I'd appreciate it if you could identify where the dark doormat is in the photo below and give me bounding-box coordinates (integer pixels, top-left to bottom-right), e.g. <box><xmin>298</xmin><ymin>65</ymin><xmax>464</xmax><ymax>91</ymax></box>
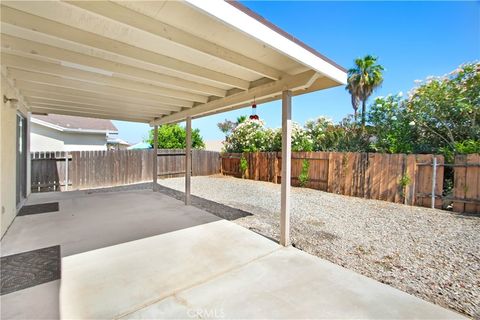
<box><xmin>1</xmin><ymin>245</ymin><xmax>61</xmax><ymax>295</ymax></box>
<box><xmin>155</xmin><ymin>185</ymin><xmax>253</xmax><ymax>220</ymax></box>
<box><xmin>18</xmin><ymin>202</ymin><xmax>59</xmax><ymax>216</ymax></box>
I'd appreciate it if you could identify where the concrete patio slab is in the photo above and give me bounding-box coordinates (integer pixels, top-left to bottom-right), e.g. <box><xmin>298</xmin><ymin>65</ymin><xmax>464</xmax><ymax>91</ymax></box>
<box><xmin>1</xmin><ymin>189</ymin><xmax>220</xmax><ymax>257</ymax></box>
<box><xmin>1</xmin><ymin>188</ymin><xmax>221</xmax><ymax>319</ymax></box>
<box><xmin>128</xmin><ymin>247</ymin><xmax>463</xmax><ymax>319</ymax></box>
<box><xmin>0</xmin><ymin>280</ymin><xmax>59</xmax><ymax>320</ymax></box>
<box><xmin>60</xmin><ymin>220</ymin><xmax>280</xmax><ymax>319</ymax></box>
<box><xmin>61</xmin><ymin>221</ymin><xmax>463</xmax><ymax>320</ymax></box>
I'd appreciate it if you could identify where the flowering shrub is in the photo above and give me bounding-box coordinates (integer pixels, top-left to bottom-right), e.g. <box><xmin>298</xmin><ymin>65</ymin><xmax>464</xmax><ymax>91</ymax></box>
<box><xmin>223</xmin><ymin>119</ymin><xmax>268</xmax><ymax>152</ymax></box>
<box><xmin>223</xmin><ymin>119</ymin><xmax>313</xmax><ymax>152</ymax></box>
<box><xmin>291</xmin><ymin>123</ymin><xmax>314</xmax><ymax>151</ymax></box>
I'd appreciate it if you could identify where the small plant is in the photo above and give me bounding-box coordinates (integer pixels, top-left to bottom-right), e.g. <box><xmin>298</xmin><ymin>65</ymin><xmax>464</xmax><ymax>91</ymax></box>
<box><xmin>298</xmin><ymin>159</ymin><xmax>310</xmax><ymax>187</ymax></box>
<box><xmin>240</xmin><ymin>156</ymin><xmax>248</xmax><ymax>179</ymax></box>
<box><xmin>399</xmin><ymin>174</ymin><xmax>411</xmax><ymax>189</ymax></box>
<box><xmin>399</xmin><ymin>174</ymin><xmax>411</xmax><ymax>201</ymax></box>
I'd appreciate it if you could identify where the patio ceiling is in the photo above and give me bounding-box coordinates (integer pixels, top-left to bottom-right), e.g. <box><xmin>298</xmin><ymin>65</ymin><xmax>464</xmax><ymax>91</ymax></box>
<box><xmin>0</xmin><ymin>0</ymin><xmax>347</xmax><ymax>124</ymax></box>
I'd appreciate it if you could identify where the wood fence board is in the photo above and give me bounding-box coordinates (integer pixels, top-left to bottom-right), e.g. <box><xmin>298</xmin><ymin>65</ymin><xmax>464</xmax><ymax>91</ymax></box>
<box><xmin>219</xmin><ymin>151</ymin><xmax>460</xmax><ymax>209</ymax></box>
<box><xmin>31</xmin><ymin>149</ymin><xmax>220</xmax><ymax>192</ymax></box>
<box><xmin>453</xmin><ymin>155</ymin><xmax>467</xmax><ymax>212</ymax></box>
<box><xmin>464</xmin><ymin>154</ymin><xmax>479</xmax><ymax>213</ymax></box>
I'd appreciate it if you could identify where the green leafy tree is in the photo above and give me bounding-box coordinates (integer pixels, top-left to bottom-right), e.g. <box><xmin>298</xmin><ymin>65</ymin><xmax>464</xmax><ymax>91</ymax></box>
<box><xmin>368</xmin><ymin>94</ymin><xmax>418</xmax><ymax>153</ymax></box>
<box><xmin>347</xmin><ymin>55</ymin><xmax>384</xmax><ymax>129</ymax></box>
<box><xmin>146</xmin><ymin>124</ymin><xmax>205</xmax><ymax>149</ymax></box>
<box><xmin>406</xmin><ymin>62</ymin><xmax>480</xmax><ymax>157</ymax></box>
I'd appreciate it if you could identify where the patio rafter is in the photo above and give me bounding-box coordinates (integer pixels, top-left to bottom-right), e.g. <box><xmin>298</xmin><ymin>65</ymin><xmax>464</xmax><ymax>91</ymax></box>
<box><xmin>68</xmin><ymin>0</ymin><xmax>284</xmax><ymax>81</ymax></box>
<box><xmin>25</xmin><ymin>98</ymin><xmax>171</xmax><ymax>117</ymax></box>
<box><xmin>30</xmin><ymin>106</ymin><xmax>151</xmax><ymax>123</ymax></box>
<box><xmin>0</xmin><ymin>34</ymin><xmax>228</xmax><ymax>97</ymax></box>
<box><xmin>1</xmin><ymin>3</ymin><xmax>251</xmax><ymax>89</ymax></box>
<box><xmin>20</xmin><ymin>89</ymin><xmax>181</xmax><ymax>113</ymax></box>
<box><xmin>2</xmin><ymin>54</ymin><xmax>210</xmax><ymax>104</ymax></box>
<box><xmin>10</xmin><ymin>69</ymin><xmax>194</xmax><ymax>108</ymax></box>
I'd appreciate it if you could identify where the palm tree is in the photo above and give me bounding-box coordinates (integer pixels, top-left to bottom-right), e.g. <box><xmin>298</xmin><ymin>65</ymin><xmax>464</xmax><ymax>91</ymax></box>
<box><xmin>236</xmin><ymin>115</ymin><xmax>247</xmax><ymax>124</ymax></box>
<box><xmin>346</xmin><ymin>81</ymin><xmax>360</xmax><ymax>121</ymax></box>
<box><xmin>346</xmin><ymin>55</ymin><xmax>384</xmax><ymax>129</ymax></box>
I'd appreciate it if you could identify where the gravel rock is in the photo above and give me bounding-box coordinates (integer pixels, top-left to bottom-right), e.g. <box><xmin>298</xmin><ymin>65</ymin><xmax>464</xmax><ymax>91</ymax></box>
<box><xmin>159</xmin><ymin>175</ymin><xmax>480</xmax><ymax>318</ymax></box>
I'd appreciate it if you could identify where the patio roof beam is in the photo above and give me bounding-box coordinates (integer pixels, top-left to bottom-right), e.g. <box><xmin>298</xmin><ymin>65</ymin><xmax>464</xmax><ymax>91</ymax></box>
<box><xmin>24</xmin><ymin>98</ymin><xmax>171</xmax><ymax>116</ymax></box>
<box><xmin>9</xmin><ymin>69</ymin><xmax>194</xmax><ymax>108</ymax></box>
<box><xmin>19</xmin><ymin>89</ymin><xmax>181</xmax><ymax>113</ymax></box>
<box><xmin>30</xmin><ymin>106</ymin><xmax>151</xmax><ymax>123</ymax></box>
<box><xmin>151</xmin><ymin>70</ymin><xmax>319</xmax><ymax>125</ymax></box>
<box><xmin>2</xmin><ymin>54</ymin><xmax>209</xmax><ymax>103</ymax></box>
<box><xmin>68</xmin><ymin>1</ymin><xmax>283</xmax><ymax>81</ymax></box>
<box><xmin>1</xmin><ymin>4</ymin><xmax>251</xmax><ymax>89</ymax></box>
<box><xmin>28</xmin><ymin>104</ymin><xmax>163</xmax><ymax>121</ymax></box>
<box><xmin>17</xmin><ymin>84</ymin><xmax>182</xmax><ymax>111</ymax></box>
<box><xmin>0</xmin><ymin>34</ymin><xmax>228</xmax><ymax>97</ymax></box>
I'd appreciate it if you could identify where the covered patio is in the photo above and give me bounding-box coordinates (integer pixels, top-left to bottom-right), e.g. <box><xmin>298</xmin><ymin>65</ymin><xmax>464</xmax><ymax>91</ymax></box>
<box><xmin>0</xmin><ymin>1</ymin><xmax>464</xmax><ymax>319</ymax></box>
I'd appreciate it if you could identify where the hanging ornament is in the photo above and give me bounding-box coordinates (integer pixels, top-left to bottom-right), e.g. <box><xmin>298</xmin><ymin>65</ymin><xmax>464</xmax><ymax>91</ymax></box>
<box><xmin>249</xmin><ymin>96</ymin><xmax>259</xmax><ymax>120</ymax></box>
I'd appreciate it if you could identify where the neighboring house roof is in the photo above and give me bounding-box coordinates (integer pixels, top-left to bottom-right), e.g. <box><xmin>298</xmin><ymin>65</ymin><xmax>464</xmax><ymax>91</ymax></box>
<box><xmin>107</xmin><ymin>137</ymin><xmax>130</xmax><ymax>146</ymax></box>
<box><xmin>127</xmin><ymin>142</ymin><xmax>152</xmax><ymax>150</ymax></box>
<box><xmin>204</xmin><ymin>140</ymin><xmax>224</xmax><ymax>152</ymax></box>
<box><xmin>32</xmin><ymin>114</ymin><xmax>118</xmax><ymax>134</ymax></box>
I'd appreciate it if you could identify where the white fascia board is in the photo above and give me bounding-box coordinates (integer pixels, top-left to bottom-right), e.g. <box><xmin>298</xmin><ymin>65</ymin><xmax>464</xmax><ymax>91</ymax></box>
<box><xmin>31</xmin><ymin>117</ymin><xmax>118</xmax><ymax>134</ymax></box>
<box><xmin>185</xmin><ymin>0</ymin><xmax>347</xmax><ymax>85</ymax></box>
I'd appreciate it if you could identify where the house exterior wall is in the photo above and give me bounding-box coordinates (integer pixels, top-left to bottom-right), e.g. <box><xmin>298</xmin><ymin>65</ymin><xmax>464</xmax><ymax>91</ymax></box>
<box><xmin>30</xmin><ymin>123</ymin><xmax>107</xmax><ymax>152</ymax></box>
<box><xmin>1</xmin><ymin>73</ymin><xmax>29</xmax><ymax>237</ymax></box>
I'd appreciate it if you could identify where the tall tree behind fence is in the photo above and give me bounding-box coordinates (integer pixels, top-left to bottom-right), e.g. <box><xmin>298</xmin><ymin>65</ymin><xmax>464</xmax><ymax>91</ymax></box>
<box><xmin>31</xmin><ymin>149</ymin><xmax>221</xmax><ymax>192</ymax></box>
<box><xmin>221</xmin><ymin>152</ymin><xmax>478</xmax><ymax>214</ymax></box>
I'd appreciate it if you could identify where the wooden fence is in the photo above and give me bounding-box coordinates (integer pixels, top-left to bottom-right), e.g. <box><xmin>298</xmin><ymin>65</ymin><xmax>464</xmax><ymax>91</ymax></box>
<box><xmin>31</xmin><ymin>149</ymin><xmax>478</xmax><ymax>213</ymax></box>
<box><xmin>452</xmin><ymin>154</ymin><xmax>480</xmax><ymax>214</ymax></box>
<box><xmin>220</xmin><ymin>152</ymin><xmax>480</xmax><ymax>211</ymax></box>
<box><xmin>31</xmin><ymin>149</ymin><xmax>221</xmax><ymax>192</ymax></box>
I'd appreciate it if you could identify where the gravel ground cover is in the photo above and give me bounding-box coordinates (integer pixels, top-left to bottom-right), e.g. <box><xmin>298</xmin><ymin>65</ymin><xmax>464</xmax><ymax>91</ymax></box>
<box><xmin>158</xmin><ymin>175</ymin><xmax>480</xmax><ymax>318</ymax></box>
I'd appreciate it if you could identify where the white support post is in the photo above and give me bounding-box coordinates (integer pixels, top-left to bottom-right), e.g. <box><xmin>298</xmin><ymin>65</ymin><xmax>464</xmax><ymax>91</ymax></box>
<box><xmin>153</xmin><ymin>125</ymin><xmax>158</xmax><ymax>191</ymax></box>
<box><xmin>280</xmin><ymin>90</ymin><xmax>292</xmax><ymax>246</ymax></box>
<box><xmin>185</xmin><ymin>116</ymin><xmax>192</xmax><ymax>205</ymax></box>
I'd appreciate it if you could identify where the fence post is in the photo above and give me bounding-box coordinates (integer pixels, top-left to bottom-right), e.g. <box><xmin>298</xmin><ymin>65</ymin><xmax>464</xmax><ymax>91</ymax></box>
<box><xmin>431</xmin><ymin>156</ymin><xmax>437</xmax><ymax>209</ymax></box>
<box><xmin>65</xmin><ymin>152</ymin><xmax>69</xmax><ymax>191</ymax></box>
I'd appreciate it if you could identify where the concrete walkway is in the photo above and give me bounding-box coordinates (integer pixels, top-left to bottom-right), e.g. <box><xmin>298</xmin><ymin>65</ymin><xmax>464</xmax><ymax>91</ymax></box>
<box><xmin>61</xmin><ymin>223</ymin><xmax>462</xmax><ymax>319</ymax></box>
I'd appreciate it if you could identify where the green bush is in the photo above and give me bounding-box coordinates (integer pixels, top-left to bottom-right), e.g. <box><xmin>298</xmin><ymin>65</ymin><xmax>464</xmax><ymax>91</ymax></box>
<box><xmin>147</xmin><ymin>124</ymin><xmax>204</xmax><ymax>149</ymax></box>
<box><xmin>240</xmin><ymin>156</ymin><xmax>248</xmax><ymax>178</ymax></box>
<box><xmin>298</xmin><ymin>159</ymin><xmax>310</xmax><ymax>187</ymax></box>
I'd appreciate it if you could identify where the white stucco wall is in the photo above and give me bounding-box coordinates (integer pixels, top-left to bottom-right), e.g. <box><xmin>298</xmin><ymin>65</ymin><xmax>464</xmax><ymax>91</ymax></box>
<box><xmin>30</xmin><ymin>122</ymin><xmax>108</xmax><ymax>152</ymax></box>
<box><xmin>1</xmin><ymin>73</ymin><xmax>29</xmax><ymax>238</ymax></box>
